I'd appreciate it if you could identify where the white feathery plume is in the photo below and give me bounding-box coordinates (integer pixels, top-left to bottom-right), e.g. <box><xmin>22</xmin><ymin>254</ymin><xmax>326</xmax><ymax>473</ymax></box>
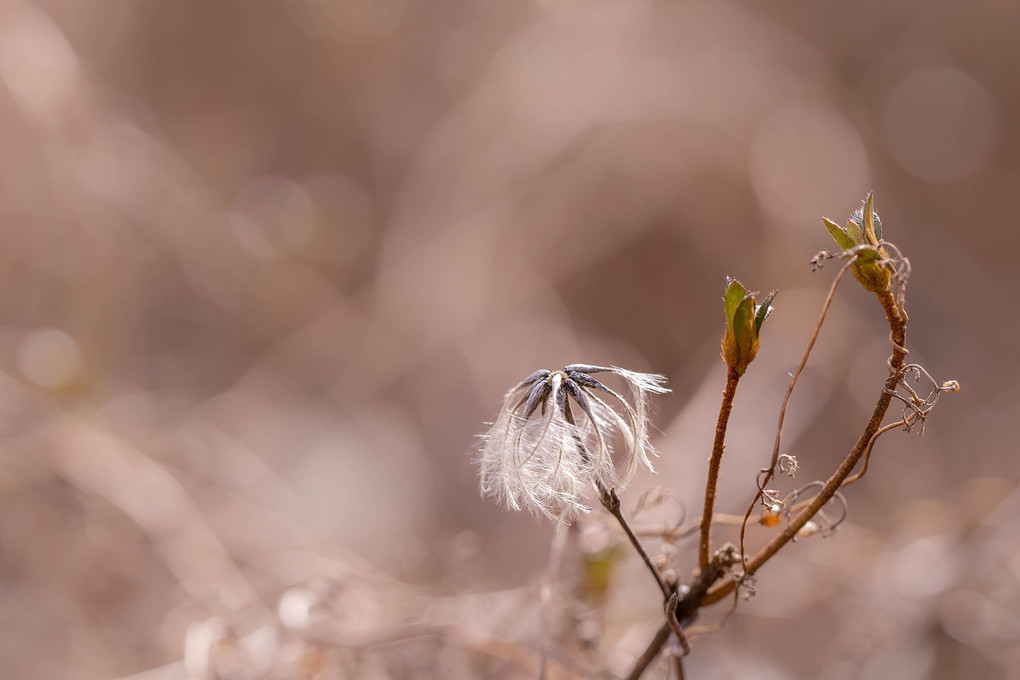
<box><xmin>477</xmin><ymin>365</ymin><xmax>669</xmax><ymax>523</ymax></box>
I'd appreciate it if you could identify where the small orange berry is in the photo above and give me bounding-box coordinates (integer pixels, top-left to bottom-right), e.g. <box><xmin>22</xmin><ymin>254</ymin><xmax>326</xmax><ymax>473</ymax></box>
<box><xmin>760</xmin><ymin>505</ymin><xmax>782</xmax><ymax>528</ymax></box>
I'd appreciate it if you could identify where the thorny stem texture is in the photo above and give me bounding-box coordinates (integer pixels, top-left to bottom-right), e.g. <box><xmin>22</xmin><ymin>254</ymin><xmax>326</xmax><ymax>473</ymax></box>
<box><xmin>703</xmin><ymin>288</ymin><xmax>907</xmax><ymax>604</ymax></box>
<box><xmin>698</xmin><ymin>366</ymin><xmax>741</xmax><ymax>570</ymax></box>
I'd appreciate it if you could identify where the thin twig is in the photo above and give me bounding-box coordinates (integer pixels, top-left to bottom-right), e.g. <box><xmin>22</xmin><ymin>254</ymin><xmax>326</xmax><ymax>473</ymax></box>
<box><xmin>736</xmin><ymin>261</ymin><xmax>852</xmax><ymax>578</ymax></box>
<box><xmin>599</xmin><ymin>483</ymin><xmax>671</xmax><ymax>600</ymax></box>
<box><xmin>840</xmin><ymin>420</ymin><xmax>904</xmax><ymax>487</ymax></box>
<box><xmin>624</xmin><ymin>257</ymin><xmax>914</xmax><ymax>675</ymax></box>
<box><xmin>674</xmin><ymin>655</ymin><xmax>685</xmax><ymax>680</ymax></box>
<box><xmin>698</xmin><ymin>366</ymin><xmax>741</xmax><ymax>570</ymax></box>
<box><xmin>703</xmin><ymin>287</ymin><xmax>908</xmax><ymax>605</ymax></box>
<box><xmin>539</xmin><ymin>522</ymin><xmax>569</xmax><ymax>680</ymax></box>
<box><xmin>623</xmin><ymin>548</ymin><xmax>735</xmax><ymax>680</ymax></box>
<box><xmin>563</xmin><ymin>402</ymin><xmax>671</xmax><ymax>600</ymax></box>
<box><xmin>665</xmin><ymin>593</ymin><xmax>691</xmax><ymax>656</ymax></box>
<box><xmin>624</xmin><ymin>624</ymin><xmax>670</xmax><ymax>680</ymax></box>
<box><xmin>630</xmin><ymin>513</ymin><xmax>752</xmax><ymax>540</ymax></box>
<box><xmin>665</xmin><ymin>595</ymin><xmax>690</xmax><ymax>679</ymax></box>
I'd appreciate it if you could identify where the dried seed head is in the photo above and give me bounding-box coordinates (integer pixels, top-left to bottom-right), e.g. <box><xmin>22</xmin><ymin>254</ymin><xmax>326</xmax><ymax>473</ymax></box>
<box><xmin>477</xmin><ymin>364</ymin><xmax>669</xmax><ymax>522</ymax></box>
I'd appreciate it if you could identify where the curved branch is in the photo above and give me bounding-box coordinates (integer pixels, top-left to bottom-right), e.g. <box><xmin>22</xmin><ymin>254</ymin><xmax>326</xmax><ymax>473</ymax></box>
<box><xmin>703</xmin><ymin>288</ymin><xmax>907</xmax><ymax>604</ymax></box>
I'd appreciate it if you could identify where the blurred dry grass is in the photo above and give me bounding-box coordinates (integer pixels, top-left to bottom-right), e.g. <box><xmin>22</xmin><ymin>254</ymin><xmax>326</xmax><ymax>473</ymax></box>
<box><xmin>0</xmin><ymin>0</ymin><xmax>1018</xmax><ymax>678</ymax></box>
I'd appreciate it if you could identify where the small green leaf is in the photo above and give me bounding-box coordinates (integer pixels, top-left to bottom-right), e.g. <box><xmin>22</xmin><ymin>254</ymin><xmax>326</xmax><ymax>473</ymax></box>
<box><xmin>733</xmin><ymin>295</ymin><xmax>755</xmax><ymax>352</ymax></box>
<box><xmin>846</xmin><ymin>218</ymin><xmax>863</xmax><ymax>245</ymax></box>
<box><xmin>822</xmin><ymin>217</ymin><xmax>854</xmax><ymax>250</ymax></box>
<box><xmin>724</xmin><ymin>278</ymin><xmax>747</xmax><ymax>325</ymax></box>
<box><xmin>861</xmin><ymin>192</ymin><xmax>879</xmax><ymax>245</ymax></box>
<box><xmin>754</xmin><ymin>291</ymin><xmax>776</xmax><ymax>334</ymax></box>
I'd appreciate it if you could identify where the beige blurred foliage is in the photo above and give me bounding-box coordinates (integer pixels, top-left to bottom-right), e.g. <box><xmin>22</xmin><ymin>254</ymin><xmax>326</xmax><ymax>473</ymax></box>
<box><xmin>0</xmin><ymin>0</ymin><xmax>1017</xmax><ymax>678</ymax></box>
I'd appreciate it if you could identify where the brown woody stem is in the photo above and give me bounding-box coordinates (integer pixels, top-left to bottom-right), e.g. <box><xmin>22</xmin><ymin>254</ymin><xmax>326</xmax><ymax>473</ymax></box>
<box><xmin>736</xmin><ymin>261</ymin><xmax>851</xmax><ymax>570</ymax></box>
<box><xmin>625</xmin><ymin>280</ymin><xmax>908</xmax><ymax>679</ymax></box>
<box><xmin>625</xmin><ymin>624</ymin><xmax>671</xmax><ymax>680</ymax></box>
<box><xmin>563</xmin><ymin>401</ymin><xmax>671</xmax><ymax>600</ymax></box>
<box><xmin>702</xmin><ymin>288</ymin><xmax>906</xmax><ymax>604</ymax></box>
<box><xmin>598</xmin><ymin>481</ymin><xmax>671</xmax><ymax>600</ymax></box>
<box><xmin>698</xmin><ymin>366</ymin><xmax>741</xmax><ymax>570</ymax></box>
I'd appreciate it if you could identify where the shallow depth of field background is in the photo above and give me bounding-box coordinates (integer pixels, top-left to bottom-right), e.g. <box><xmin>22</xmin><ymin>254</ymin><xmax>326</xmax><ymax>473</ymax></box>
<box><xmin>1</xmin><ymin>1</ymin><xmax>1017</xmax><ymax>679</ymax></box>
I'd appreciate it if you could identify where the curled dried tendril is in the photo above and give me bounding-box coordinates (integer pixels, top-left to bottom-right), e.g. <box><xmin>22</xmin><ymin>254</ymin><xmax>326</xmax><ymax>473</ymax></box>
<box><xmin>887</xmin><ymin>363</ymin><xmax>959</xmax><ymax>434</ymax></box>
<box><xmin>756</xmin><ymin>480</ymin><xmax>849</xmax><ymax>538</ymax></box>
<box><xmin>786</xmin><ymin>481</ymin><xmax>848</xmax><ymax>539</ymax></box>
<box><xmin>810</xmin><ymin>249</ymin><xmax>834</xmax><ymax>272</ymax></box>
<box><xmin>777</xmin><ymin>454</ymin><xmax>799</xmax><ymax>477</ymax></box>
<box><xmin>738</xmin><ymin>575</ymin><xmax>758</xmax><ymax>601</ymax></box>
<box><xmin>878</xmin><ymin>240</ymin><xmax>912</xmax><ymax>315</ymax></box>
<box><xmin>761</xmin><ymin>487</ymin><xmax>783</xmax><ymax>508</ymax></box>
<box><xmin>632</xmin><ymin>486</ymin><xmax>687</xmax><ymax>537</ymax></box>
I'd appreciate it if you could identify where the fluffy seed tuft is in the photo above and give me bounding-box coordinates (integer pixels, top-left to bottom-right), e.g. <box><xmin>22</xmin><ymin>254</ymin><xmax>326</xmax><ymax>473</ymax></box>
<box><xmin>477</xmin><ymin>365</ymin><xmax>668</xmax><ymax>522</ymax></box>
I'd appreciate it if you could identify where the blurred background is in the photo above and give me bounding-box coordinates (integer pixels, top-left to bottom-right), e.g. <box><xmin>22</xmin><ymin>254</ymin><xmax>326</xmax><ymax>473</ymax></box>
<box><xmin>0</xmin><ymin>0</ymin><xmax>1017</xmax><ymax>678</ymax></box>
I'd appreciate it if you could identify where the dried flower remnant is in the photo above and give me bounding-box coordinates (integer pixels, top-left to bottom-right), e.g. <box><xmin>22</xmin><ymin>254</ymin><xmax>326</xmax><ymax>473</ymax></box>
<box><xmin>477</xmin><ymin>365</ymin><xmax>669</xmax><ymax>522</ymax></box>
<box><xmin>777</xmin><ymin>454</ymin><xmax>798</xmax><ymax>477</ymax></box>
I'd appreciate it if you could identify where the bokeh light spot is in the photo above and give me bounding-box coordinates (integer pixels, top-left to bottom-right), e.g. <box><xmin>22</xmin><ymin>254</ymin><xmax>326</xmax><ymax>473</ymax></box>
<box><xmin>883</xmin><ymin>67</ymin><xmax>999</xmax><ymax>183</ymax></box>
<box><xmin>0</xmin><ymin>1</ymin><xmax>82</xmax><ymax>124</ymax></box>
<box><xmin>749</xmin><ymin>104</ymin><xmax>870</xmax><ymax>230</ymax></box>
<box><xmin>18</xmin><ymin>327</ymin><xmax>82</xmax><ymax>390</ymax></box>
<box><xmin>232</xmin><ymin>176</ymin><xmax>315</xmax><ymax>258</ymax></box>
